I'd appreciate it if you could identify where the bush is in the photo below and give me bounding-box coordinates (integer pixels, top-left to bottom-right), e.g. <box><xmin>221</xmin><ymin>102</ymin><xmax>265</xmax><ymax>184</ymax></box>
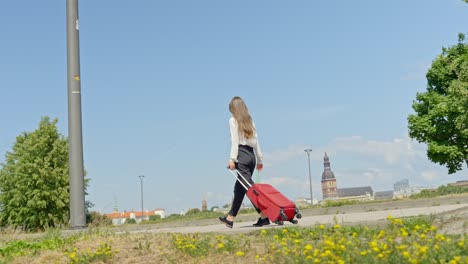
<box><xmin>149</xmin><ymin>215</ymin><xmax>161</xmax><ymax>221</ymax></box>
<box><xmin>186</xmin><ymin>208</ymin><xmax>201</xmax><ymax>215</ymax></box>
<box><xmin>410</xmin><ymin>185</ymin><xmax>468</xmax><ymax>199</ymax></box>
<box><xmin>125</xmin><ymin>218</ymin><xmax>137</xmax><ymax>224</ymax></box>
<box><xmin>86</xmin><ymin>212</ymin><xmax>112</xmax><ymax>227</ymax></box>
<box><xmin>321</xmin><ymin>199</ymin><xmax>358</xmax><ymax>207</ymax></box>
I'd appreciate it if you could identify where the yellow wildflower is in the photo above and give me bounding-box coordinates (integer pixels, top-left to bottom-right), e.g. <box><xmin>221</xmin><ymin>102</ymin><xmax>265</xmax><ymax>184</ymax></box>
<box><xmin>397</xmin><ymin>245</ymin><xmax>407</xmax><ymax>250</ymax></box>
<box><xmin>325</xmin><ymin>239</ymin><xmax>335</xmax><ymax>249</ymax></box>
<box><xmin>419</xmin><ymin>246</ymin><xmax>428</xmax><ymax>255</ymax></box>
<box><xmin>400</xmin><ymin>228</ymin><xmax>409</xmax><ymax>237</ymax></box>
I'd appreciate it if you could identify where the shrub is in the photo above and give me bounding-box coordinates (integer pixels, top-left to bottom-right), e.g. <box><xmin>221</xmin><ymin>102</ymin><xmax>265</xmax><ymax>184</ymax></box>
<box><xmin>86</xmin><ymin>211</ymin><xmax>112</xmax><ymax>227</ymax></box>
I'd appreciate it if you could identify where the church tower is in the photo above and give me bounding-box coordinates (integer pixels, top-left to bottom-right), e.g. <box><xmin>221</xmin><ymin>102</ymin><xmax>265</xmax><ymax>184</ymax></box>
<box><xmin>202</xmin><ymin>193</ymin><xmax>207</xmax><ymax>211</ymax></box>
<box><xmin>321</xmin><ymin>152</ymin><xmax>337</xmax><ymax>199</ymax></box>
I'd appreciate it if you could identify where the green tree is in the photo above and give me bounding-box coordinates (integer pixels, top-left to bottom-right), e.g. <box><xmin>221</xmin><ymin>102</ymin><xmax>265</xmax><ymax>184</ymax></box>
<box><xmin>0</xmin><ymin>117</ymin><xmax>89</xmax><ymax>230</ymax></box>
<box><xmin>408</xmin><ymin>34</ymin><xmax>468</xmax><ymax>174</ymax></box>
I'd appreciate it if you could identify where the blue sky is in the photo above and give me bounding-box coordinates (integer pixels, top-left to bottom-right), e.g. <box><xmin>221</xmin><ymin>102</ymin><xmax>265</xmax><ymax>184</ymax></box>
<box><xmin>0</xmin><ymin>1</ymin><xmax>467</xmax><ymax>215</ymax></box>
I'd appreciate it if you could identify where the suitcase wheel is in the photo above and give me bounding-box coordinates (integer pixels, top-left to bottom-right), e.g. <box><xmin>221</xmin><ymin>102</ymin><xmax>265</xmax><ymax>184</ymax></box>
<box><xmin>295</xmin><ymin>208</ymin><xmax>302</xmax><ymax>219</ymax></box>
<box><xmin>274</xmin><ymin>220</ymin><xmax>284</xmax><ymax>225</ymax></box>
<box><xmin>290</xmin><ymin>219</ymin><xmax>298</xmax><ymax>224</ymax></box>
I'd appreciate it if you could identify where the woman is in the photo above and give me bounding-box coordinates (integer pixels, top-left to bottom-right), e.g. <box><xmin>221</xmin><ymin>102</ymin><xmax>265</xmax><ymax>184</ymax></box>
<box><xmin>219</xmin><ymin>96</ymin><xmax>270</xmax><ymax>228</ymax></box>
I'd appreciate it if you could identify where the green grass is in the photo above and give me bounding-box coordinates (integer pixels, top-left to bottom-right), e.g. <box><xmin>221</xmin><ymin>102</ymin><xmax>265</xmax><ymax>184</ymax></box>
<box><xmin>1</xmin><ymin>215</ymin><xmax>467</xmax><ymax>263</ymax></box>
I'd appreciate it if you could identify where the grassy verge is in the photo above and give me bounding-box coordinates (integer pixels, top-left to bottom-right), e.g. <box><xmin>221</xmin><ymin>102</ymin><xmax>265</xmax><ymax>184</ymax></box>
<box><xmin>1</xmin><ymin>214</ymin><xmax>468</xmax><ymax>263</ymax></box>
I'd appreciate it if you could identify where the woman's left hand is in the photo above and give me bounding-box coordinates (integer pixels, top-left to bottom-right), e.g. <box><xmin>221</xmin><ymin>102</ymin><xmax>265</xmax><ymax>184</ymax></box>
<box><xmin>228</xmin><ymin>160</ymin><xmax>236</xmax><ymax>170</ymax></box>
<box><xmin>257</xmin><ymin>163</ymin><xmax>263</xmax><ymax>171</ymax></box>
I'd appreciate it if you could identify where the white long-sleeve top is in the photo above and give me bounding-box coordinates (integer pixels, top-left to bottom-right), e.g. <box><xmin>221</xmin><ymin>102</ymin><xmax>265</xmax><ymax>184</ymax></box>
<box><xmin>229</xmin><ymin>117</ymin><xmax>263</xmax><ymax>164</ymax></box>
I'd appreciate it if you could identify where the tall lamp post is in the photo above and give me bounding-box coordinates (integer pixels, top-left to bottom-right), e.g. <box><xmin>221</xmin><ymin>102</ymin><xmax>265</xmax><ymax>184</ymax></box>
<box><xmin>67</xmin><ymin>0</ymin><xmax>86</xmax><ymax>229</ymax></box>
<box><xmin>139</xmin><ymin>175</ymin><xmax>145</xmax><ymax>220</ymax></box>
<box><xmin>304</xmin><ymin>149</ymin><xmax>313</xmax><ymax>206</ymax></box>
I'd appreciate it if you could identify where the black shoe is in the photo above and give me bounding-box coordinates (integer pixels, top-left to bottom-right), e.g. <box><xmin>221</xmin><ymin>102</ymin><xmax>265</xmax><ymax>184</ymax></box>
<box><xmin>253</xmin><ymin>217</ymin><xmax>270</xmax><ymax>227</ymax></box>
<box><xmin>219</xmin><ymin>216</ymin><xmax>233</xmax><ymax>228</ymax></box>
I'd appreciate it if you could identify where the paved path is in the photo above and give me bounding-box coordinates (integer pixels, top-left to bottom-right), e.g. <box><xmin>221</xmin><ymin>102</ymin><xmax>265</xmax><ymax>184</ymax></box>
<box><xmin>119</xmin><ymin>203</ymin><xmax>468</xmax><ymax>235</ymax></box>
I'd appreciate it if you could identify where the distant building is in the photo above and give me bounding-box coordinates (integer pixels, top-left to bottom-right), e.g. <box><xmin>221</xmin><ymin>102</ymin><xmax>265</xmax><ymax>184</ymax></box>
<box><xmin>295</xmin><ymin>197</ymin><xmax>319</xmax><ymax>206</ymax></box>
<box><xmin>394</xmin><ymin>186</ymin><xmax>427</xmax><ymax>198</ymax></box>
<box><xmin>336</xmin><ymin>186</ymin><xmax>374</xmax><ymax>201</ymax></box>
<box><xmin>213</xmin><ymin>203</ymin><xmax>251</xmax><ymax>214</ymax></box>
<box><xmin>105</xmin><ymin>208</ymin><xmax>165</xmax><ymax>225</ymax></box>
<box><xmin>449</xmin><ymin>180</ymin><xmax>468</xmax><ymax>187</ymax></box>
<box><xmin>374</xmin><ymin>191</ymin><xmax>394</xmax><ymax>200</ymax></box>
<box><xmin>321</xmin><ymin>153</ymin><xmax>337</xmax><ymax>200</ymax></box>
<box><xmin>394</xmin><ymin>179</ymin><xmax>410</xmax><ymax>192</ymax></box>
<box><xmin>320</xmin><ymin>153</ymin><xmax>373</xmax><ymax>202</ymax></box>
<box><xmin>202</xmin><ymin>193</ymin><xmax>208</xmax><ymax>211</ymax></box>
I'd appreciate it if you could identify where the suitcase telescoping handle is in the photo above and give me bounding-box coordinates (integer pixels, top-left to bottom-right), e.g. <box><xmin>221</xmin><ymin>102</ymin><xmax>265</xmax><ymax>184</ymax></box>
<box><xmin>228</xmin><ymin>169</ymin><xmax>252</xmax><ymax>191</ymax></box>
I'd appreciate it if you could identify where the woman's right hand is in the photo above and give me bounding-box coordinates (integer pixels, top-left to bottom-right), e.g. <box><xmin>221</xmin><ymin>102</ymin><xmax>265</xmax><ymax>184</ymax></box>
<box><xmin>228</xmin><ymin>160</ymin><xmax>236</xmax><ymax>170</ymax></box>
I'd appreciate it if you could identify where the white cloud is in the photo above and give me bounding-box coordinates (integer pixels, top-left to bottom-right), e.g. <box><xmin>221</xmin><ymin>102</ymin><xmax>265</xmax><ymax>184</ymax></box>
<box><xmin>263</xmin><ymin>176</ymin><xmax>321</xmax><ymax>201</ymax></box>
<box><xmin>329</xmin><ymin>136</ymin><xmax>422</xmax><ymax>165</ymax></box>
<box><xmin>261</xmin><ymin>134</ymin><xmax>465</xmax><ymax>196</ymax></box>
<box><xmin>263</xmin><ymin>135</ymin><xmax>425</xmax><ymax>169</ymax></box>
<box><xmin>362</xmin><ymin>168</ymin><xmax>381</xmax><ymax>182</ymax></box>
<box><xmin>420</xmin><ymin>170</ymin><xmax>440</xmax><ymax>184</ymax></box>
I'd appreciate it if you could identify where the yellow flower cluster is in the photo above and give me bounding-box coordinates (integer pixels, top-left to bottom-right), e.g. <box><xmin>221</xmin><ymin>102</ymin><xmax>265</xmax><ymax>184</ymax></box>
<box><xmin>169</xmin><ymin>215</ymin><xmax>468</xmax><ymax>263</ymax></box>
<box><xmin>171</xmin><ymin>233</ymin><xmax>210</xmax><ymax>257</ymax></box>
<box><xmin>252</xmin><ymin>215</ymin><xmax>468</xmax><ymax>263</ymax></box>
<box><xmin>68</xmin><ymin>242</ymin><xmax>117</xmax><ymax>264</ymax></box>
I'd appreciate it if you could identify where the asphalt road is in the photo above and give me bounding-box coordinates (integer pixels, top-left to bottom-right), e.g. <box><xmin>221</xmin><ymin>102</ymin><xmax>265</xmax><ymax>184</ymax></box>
<box><xmin>117</xmin><ymin>203</ymin><xmax>468</xmax><ymax>235</ymax></box>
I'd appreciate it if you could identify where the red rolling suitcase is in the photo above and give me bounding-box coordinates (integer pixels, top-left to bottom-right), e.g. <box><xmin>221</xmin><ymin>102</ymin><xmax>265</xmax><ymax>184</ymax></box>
<box><xmin>229</xmin><ymin>169</ymin><xmax>302</xmax><ymax>225</ymax></box>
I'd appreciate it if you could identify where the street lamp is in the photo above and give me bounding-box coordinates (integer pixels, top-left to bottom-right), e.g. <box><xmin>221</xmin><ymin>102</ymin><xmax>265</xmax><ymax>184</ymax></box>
<box><xmin>67</xmin><ymin>0</ymin><xmax>86</xmax><ymax>229</ymax></box>
<box><xmin>138</xmin><ymin>175</ymin><xmax>145</xmax><ymax>220</ymax></box>
<box><xmin>304</xmin><ymin>149</ymin><xmax>313</xmax><ymax>206</ymax></box>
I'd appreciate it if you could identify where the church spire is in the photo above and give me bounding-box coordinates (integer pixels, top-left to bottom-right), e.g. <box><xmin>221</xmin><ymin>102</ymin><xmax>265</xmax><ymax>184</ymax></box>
<box><xmin>321</xmin><ymin>152</ymin><xmax>337</xmax><ymax>199</ymax></box>
<box><xmin>322</xmin><ymin>152</ymin><xmax>335</xmax><ymax>180</ymax></box>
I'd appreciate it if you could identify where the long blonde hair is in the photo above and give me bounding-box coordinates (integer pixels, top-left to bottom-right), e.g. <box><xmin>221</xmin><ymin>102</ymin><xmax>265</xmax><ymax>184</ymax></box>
<box><xmin>229</xmin><ymin>96</ymin><xmax>255</xmax><ymax>139</ymax></box>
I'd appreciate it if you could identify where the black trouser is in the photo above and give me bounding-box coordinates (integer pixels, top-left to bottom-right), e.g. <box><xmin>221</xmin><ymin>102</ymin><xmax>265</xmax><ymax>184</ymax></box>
<box><xmin>228</xmin><ymin>145</ymin><xmax>260</xmax><ymax>217</ymax></box>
